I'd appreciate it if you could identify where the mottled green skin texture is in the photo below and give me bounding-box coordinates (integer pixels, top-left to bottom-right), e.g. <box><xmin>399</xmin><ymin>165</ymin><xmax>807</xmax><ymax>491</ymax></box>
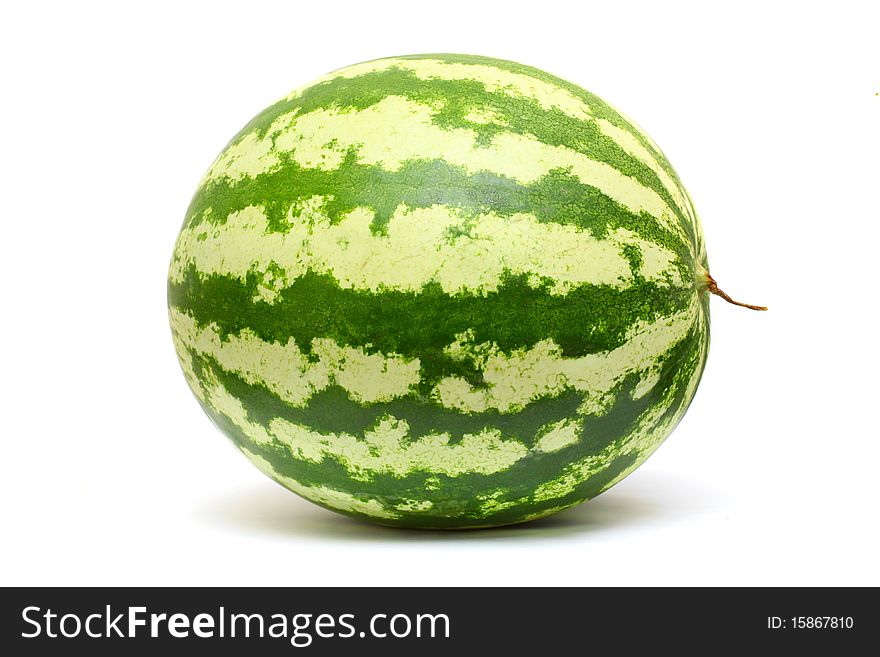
<box><xmin>169</xmin><ymin>54</ymin><xmax>710</xmax><ymax>528</ymax></box>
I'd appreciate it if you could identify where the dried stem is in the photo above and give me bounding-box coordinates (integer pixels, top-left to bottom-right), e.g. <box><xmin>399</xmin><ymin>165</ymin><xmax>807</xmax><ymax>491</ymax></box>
<box><xmin>704</xmin><ymin>272</ymin><xmax>767</xmax><ymax>311</ymax></box>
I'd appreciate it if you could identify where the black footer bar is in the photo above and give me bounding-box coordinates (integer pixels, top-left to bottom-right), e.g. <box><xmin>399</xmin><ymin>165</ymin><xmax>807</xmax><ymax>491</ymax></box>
<box><xmin>1</xmin><ymin>587</ymin><xmax>873</xmax><ymax>653</ymax></box>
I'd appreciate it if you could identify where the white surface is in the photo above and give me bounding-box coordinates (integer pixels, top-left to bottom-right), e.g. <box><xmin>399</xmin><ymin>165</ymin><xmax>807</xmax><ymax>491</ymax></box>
<box><xmin>2</xmin><ymin>0</ymin><xmax>878</xmax><ymax>586</ymax></box>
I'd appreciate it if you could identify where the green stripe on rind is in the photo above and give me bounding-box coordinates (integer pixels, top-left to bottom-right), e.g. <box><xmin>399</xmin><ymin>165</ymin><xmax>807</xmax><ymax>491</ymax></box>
<box><xmin>169</xmin><ymin>53</ymin><xmax>711</xmax><ymax>527</ymax></box>
<box><xmin>168</xmin><ymin>267</ymin><xmax>695</xmax><ymax>394</ymax></box>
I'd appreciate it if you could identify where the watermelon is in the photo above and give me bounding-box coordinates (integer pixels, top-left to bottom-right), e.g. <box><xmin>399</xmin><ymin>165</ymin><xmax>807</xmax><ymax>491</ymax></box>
<box><xmin>168</xmin><ymin>54</ymin><xmax>762</xmax><ymax>528</ymax></box>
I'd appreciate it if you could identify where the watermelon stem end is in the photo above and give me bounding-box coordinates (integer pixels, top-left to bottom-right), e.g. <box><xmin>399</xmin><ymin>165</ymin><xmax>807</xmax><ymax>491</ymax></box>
<box><xmin>703</xmin><ymin>272</ymin><xmax>767</xmax><ymax>311</ymax></box>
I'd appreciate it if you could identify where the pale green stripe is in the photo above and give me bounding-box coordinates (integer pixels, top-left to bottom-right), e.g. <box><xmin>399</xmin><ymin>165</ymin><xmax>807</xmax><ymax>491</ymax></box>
<box><xmin>169</xmin><ymin>306</ymin><xmax>421</xmax><ymax>407</ymax></box>
<box><xmin>433</xmin><ymin>299</ymin><xmax>699</xmax><ymax>415</ymax></box>
<box><xmin>169</xmin><ymin>202</ymin><xmax>684</xmax><ymax>302</ymax></box>
<box><xmin>206</xmin><ymin>375</ymin><xmax>534</xmax><ymax>481</ymax></box>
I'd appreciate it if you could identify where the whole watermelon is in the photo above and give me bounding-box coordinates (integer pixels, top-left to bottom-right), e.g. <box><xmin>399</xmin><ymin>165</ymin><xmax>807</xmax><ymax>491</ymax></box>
<box><xmin>168</xmin><ymin>54</ymin><xmax>714</xmax><ymax>528</ymax></box>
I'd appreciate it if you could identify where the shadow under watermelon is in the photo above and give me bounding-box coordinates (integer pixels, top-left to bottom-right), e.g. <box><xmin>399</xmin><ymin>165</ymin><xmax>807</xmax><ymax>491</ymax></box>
<box><xmin>197</xmin><ymin>469</ymin><xmax>721</xmax><ymax>543</ymax></box>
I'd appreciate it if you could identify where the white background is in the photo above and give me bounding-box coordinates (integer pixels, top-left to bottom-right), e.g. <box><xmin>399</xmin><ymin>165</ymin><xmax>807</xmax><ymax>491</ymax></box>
<box><xmin>2</xmin><ymin>0</ymin><xmax>878</xmax><ymax>586</ymax></box>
